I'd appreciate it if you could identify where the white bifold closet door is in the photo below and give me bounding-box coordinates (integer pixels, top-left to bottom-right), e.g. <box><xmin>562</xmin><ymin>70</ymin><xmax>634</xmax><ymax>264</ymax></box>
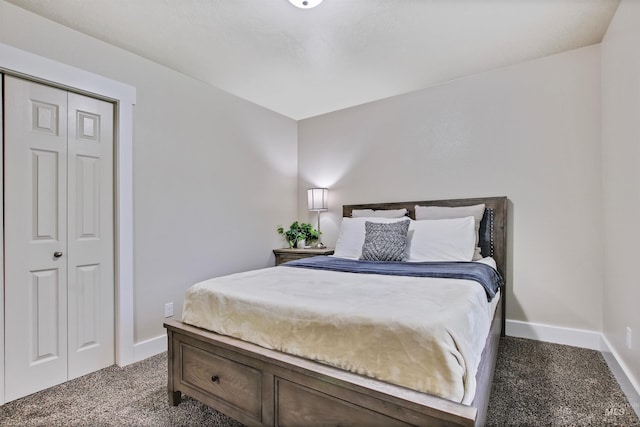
<box><xmin>3</xmin><ymin>75</ymin><xmax>114</xmax><ymax>402</ymax></box>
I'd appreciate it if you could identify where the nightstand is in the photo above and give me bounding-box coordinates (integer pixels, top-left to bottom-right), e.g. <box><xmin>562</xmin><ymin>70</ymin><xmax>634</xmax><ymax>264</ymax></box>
<box><xmin>273</xmin><ymin>247</ymin><xmax>334</xmax><ymax>266</ymax></box>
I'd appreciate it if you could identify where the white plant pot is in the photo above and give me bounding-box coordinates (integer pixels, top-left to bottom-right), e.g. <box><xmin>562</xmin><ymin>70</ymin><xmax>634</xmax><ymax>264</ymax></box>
<box><xmin>296</xmin><ymin>239</ymin><xmax>306</xmax><ymax>249</ymax></box>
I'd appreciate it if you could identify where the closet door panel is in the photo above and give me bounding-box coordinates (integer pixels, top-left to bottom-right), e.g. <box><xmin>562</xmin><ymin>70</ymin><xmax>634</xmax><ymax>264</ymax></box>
<box><xmin>4</xmin><ymin>75</ymin><xmax>69</xmax><ymax>401</ymax></box>
<box><xmin>67</xmin><ymin>92</ymin><xmax>115</xmax><ymax>379</ymax></box>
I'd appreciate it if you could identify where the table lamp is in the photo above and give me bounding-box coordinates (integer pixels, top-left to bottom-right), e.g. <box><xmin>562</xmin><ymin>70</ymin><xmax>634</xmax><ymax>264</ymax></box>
<box><xmin>307</xmin><ymin>188</ymin><xmax>328</xmax><ymax>249</ymax></box>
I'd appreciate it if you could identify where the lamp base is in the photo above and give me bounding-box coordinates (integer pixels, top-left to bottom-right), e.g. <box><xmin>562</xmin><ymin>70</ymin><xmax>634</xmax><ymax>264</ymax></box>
<box><xmin>313</xmin><ymin>242</ymin><xmax>326</xmax><ymax>249</ymax></box>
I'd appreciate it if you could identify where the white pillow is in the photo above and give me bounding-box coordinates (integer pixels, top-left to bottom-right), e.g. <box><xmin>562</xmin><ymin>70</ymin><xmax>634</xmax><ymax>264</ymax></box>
<box><xmin>414</xmin><ymin>204</ymin><xmax>485</xmax><ymax>260</ymax></box>
<box><xmin>333</xmin><ymin>217</ymin><xmax>410</xmax><ymax>259</ymax></box>
<box><xmin>406</xmin><ymin>217</ymin><xmax>476</xmax><ymax>262</ymax></box>
<box><xmin>351</xmin><ymin>208</ymin><xmax>408</xmax><ymax>218</ymax></box>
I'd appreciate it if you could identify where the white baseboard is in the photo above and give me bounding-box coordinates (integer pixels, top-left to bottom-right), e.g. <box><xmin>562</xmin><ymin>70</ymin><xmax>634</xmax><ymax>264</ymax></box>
<box><xmin>133</xmin><ymin>334</ymin><xmax>167</xmax><ymax>362</ymax></box>
<box><xmin>505</xmin><ymin>319</ymin><xmax>604</xmax><ymax>350</ymax></box>
<box><xmin>601</xmin><ymin>335</ymin><xmax>640</xmax><ymax>418</ymax></box>
<box><xmin>506</xmin><ymin>319</ymin><xmax>640</xmax><ymax>418</ymax></box>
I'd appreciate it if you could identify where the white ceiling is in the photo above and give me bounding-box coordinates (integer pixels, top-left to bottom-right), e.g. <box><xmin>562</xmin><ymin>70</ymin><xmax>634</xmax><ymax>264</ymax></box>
<box><xmin>8</xmin><ymin>0</ymin><xmax>620</xmax><ymax>120</ymax></box>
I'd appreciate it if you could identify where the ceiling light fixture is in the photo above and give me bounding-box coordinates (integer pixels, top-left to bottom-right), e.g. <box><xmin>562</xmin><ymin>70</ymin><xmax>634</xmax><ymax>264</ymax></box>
<box><xmin>288</xmin><ymin>0</ymin><xmax>323</xmax><ymax>9</ymax></box>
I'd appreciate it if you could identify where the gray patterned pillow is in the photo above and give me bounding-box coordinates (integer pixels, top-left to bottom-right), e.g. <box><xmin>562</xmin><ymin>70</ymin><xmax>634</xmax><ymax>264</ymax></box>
<box><xmin>360</xmin><ymin>220</ymin><xmax>410</xmax><ymax>261</ymax></box>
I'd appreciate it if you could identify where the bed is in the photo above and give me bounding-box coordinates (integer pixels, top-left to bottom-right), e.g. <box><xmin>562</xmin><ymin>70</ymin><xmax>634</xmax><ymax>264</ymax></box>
<box><xmin>164</xmin><ymin>196</ymin><xmax>507</xmax><ymax>426</ymax></box>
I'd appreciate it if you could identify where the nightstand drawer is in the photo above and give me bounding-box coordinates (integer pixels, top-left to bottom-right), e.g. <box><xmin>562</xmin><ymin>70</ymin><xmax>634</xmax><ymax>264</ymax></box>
<box><xmin>277</xmin><ymin>252</ymin><xmax>310</xmax><ymax>264</ymax></box>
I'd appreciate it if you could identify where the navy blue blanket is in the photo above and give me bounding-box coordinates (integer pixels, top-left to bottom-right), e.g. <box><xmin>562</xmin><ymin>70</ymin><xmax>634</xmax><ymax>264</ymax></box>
<box><xmin>282</xmin><ymin>256</ymin><xmax>502</xmax><ymax>302</ymax></box>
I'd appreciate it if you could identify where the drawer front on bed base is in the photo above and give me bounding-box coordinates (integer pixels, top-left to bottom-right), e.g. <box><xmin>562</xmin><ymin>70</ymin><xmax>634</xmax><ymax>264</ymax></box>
<box><xmin>176</xmin><ymin>337</ymin><xmax>265</xmax><ymax>424</ymax></box>
<box><xmin>275</xmin><ymin>378</ymin><xmax>412</xmax><ymax>427</ymax></box>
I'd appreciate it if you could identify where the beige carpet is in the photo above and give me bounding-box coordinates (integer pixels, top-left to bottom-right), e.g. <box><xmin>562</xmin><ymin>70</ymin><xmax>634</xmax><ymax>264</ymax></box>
<box><xmin>486</xmin><ymin>337</ymin><xmax>639</xmax><ymax>426</ymax></box>
<box><xmin>0</xmin><ymin>337</ymin><xmax>638</xmax><ymax>426</ymax></box>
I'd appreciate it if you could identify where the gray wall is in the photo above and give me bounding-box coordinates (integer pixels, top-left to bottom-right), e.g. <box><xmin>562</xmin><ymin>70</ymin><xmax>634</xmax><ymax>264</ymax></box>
<box><xmin>602</xmin><ymin>0</ymin><xmax>640</xmax><ymax>394</ymax></box>
<box><xmin>0</xmin><ymin>1</ymin><xmax>298</xmax><ymax>343</ymax></box>
<box><xmin>298</xmin><ymin>45</ymin><xmax>603</xmax><ymax>333</ymax></box>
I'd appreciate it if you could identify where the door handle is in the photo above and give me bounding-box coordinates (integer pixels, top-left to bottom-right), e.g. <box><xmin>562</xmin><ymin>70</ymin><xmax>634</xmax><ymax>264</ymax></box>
<box><xmin>53</xmin><ymin>251</ymin><xmax>63</xmax><ymax>258</ymax></box>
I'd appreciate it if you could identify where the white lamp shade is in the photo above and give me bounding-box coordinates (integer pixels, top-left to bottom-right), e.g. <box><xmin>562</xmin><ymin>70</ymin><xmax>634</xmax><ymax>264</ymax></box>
<box><xmin>307</xmin><ymin>188</ymin><xmax>328</xmax><ymax>211</ymax></box>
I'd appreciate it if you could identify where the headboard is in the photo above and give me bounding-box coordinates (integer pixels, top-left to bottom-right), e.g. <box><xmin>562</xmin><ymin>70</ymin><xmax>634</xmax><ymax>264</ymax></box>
<box><xmin>343</xmin><ymin>196</ymin><xmax>508</xmax><ymax>284</ymax></box>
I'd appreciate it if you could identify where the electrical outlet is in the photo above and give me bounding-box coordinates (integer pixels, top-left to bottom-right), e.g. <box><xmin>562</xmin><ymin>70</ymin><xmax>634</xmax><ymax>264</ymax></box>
<box><xmin>164</xmin><ymin>302</ymin><xmax>174</xmax><ymax>318</ymax></box>
<box><xmin>626</xmin><ymin>327</ymin><xmax>632</xmax><ymax>350</ymax></box>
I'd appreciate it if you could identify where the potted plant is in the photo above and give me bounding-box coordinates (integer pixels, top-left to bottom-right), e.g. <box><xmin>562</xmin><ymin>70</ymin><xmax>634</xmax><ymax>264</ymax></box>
<box><xmin>277</xmin><ymin>221</ymin><xmax>320</xmax><ymax>248</ymax></box>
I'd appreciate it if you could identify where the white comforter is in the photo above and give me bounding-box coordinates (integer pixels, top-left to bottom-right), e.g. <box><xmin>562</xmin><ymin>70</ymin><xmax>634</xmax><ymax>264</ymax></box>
<box><xmin>182</xmin><ymin>264</ymin><xmax>499</xmax><ymax>404</ymax></box>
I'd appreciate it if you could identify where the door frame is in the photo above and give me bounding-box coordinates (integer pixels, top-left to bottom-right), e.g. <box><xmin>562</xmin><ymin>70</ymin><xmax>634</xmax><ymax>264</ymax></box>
<box><xmin>0</xmin><ymin>42</ymin><xmax>136</xmax><ymax>404</ymax></box>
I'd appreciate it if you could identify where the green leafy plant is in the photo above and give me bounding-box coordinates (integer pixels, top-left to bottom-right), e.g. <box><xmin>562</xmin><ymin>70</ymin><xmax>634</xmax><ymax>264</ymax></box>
<box><xmin>277</xmin><ymin>221</ymin><xmax>320</xmax><ymax>248</ymax></box>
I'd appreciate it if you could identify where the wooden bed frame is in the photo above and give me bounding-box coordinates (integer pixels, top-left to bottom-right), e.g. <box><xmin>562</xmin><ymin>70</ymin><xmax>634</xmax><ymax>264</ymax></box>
<box><xmin>165</xmin><ymin>196</ymin><xmax>507</xmax><ymax>426</ymax></box>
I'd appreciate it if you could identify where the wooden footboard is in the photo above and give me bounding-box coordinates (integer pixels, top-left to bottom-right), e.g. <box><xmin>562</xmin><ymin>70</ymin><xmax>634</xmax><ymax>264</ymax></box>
<box><xmin>164</xmin><ymin>298</ymin><xmax>501</xmax><ymax>427</ymax></box>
